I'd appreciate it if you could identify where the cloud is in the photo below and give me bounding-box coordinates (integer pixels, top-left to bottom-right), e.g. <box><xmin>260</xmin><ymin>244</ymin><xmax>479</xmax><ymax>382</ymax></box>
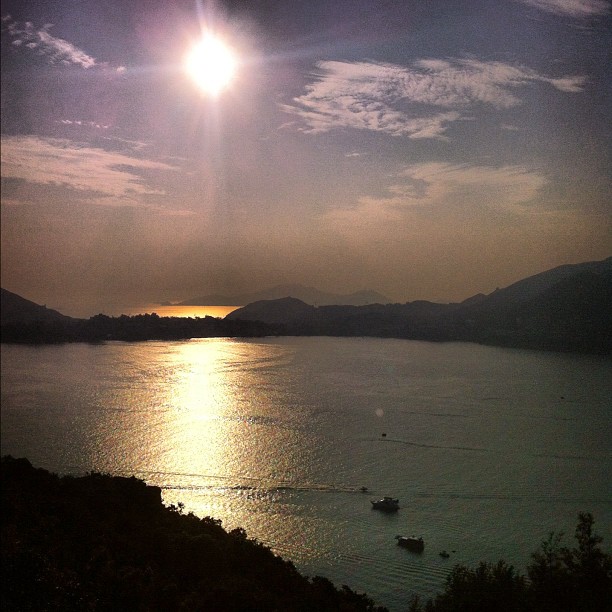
<box><xmin>282</xmin><ymin>59</ymin><xmax>585</xmax><ymax>138</ymax></box>
<box><xmin>59</xmin><ymin>119</ymin><xmax>110</xmax><ymax>129</ymax></box>
<box><xmin>514</xmin><ymin>0</ymin><xmax>610</xmax><ymax>17</ymax></box>
<box><xmin>0</xmin><ymin>135</ymin><xmax>179</xmax><ymax>202</ymax></box>
<box><xmin>323</xmin><ymin>162</ymin><xmax>548</xmax><ymax>231</ymax></box>
<box><xmin>2</xmin><ymin>16</ymin><xmax>96</xmax><ymax>68</ymax></box>
<box><xmin>395</xmin><ymin>163</ymin><xmax>548</xmax><ymax>205</ymax></box>
<box><xmin>543</xmin><ymin>75</ymin><xmax>588</xmax><ymax>92</ymax></box>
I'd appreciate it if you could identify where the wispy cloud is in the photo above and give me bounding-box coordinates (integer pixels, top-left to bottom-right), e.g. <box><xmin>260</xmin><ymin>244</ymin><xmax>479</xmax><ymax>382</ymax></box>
<box><xmin>514</xmin><ymin>0</ymin><xmax>610</xmax><ymax>17</ymax></box>
<box><xmin>2</xmin><ymin>16</ymin><xmax>96</xmax><ymax>68</ymax></box>
<box><xmin>58</xmin><ymin>119</ymin><xmax>110</xmax><ymax>129</ymax></box>
<box><xmin>324</xmin><ymin>162</ymin><xmax>548</xmax><ymax>231</ymax></box>
<box><xmin>282</xmin><ymin>59</ymin><xmax>585</xmax><ymax>138</ymax></box>
<box><xmin>395</xmin><ymin>162</ymin><xmax>547</xmax><ymax>205</ymax></box>
<box><xmin>1</xmin><ymin>135</ymin><xmax>178</xmax><ymax>202</ymax></box>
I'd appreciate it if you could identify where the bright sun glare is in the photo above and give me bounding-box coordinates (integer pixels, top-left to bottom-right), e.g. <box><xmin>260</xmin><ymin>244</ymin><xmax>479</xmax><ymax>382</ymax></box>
<box><xmin>185</xmin><ymin>34</ymin><xmax>237</xmax><ymax>96</ymax></box>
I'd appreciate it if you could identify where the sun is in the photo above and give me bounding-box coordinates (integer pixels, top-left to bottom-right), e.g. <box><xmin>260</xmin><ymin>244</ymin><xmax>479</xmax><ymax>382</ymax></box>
<box><xmin>184</xmin><ymin>34</ymin><xmax>237</xmax><ymax>96</ymax></box>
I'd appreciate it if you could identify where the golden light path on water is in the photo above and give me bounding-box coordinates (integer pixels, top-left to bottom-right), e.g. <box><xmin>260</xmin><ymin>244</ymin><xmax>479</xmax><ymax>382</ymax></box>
<box><xmin>89</xmin><ymin>339</ymin><xmax>335</xmax><ymax>567</ymax></box>
<box><xmin>3</xmin><ymin>337</ymin><xmax>612</xmax><ymax>609</ymax></box>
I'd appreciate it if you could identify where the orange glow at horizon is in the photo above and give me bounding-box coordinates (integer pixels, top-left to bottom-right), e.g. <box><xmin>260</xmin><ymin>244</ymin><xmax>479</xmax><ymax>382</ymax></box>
<box><xmin>120</xmin><ymin>305</ymin><xmax>241</xmax><ymax>319</ymax></box>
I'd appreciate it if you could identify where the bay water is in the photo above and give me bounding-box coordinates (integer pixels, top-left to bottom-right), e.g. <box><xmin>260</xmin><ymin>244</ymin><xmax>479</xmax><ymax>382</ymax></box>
<box><xmin>1</xmin><ymin>337</ymin><xmax>611</xmax><ymax>610</ymax></box>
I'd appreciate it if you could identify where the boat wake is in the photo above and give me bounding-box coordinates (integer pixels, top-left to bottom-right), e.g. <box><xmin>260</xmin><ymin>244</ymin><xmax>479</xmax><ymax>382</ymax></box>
<box><xmin>362</xmin><ymin>437</ymin><xmax>610</xmax><ymax>461</ymax></box>
<box><xmin>364</xmin><ymin>437</ymin><xmax>489</xmax><ymax>452</ymax></box>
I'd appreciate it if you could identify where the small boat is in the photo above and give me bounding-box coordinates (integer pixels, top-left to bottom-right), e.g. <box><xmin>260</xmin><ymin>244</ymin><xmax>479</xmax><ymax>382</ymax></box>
<box><xmin>396</xmin><ymin>535</ymin><xmax>424</xmax><ymax>553</ymax></box>
<box><xmin>371</xmin><ymin>496</ymin><xmax>399</xmax><ymax>511</ymax></box>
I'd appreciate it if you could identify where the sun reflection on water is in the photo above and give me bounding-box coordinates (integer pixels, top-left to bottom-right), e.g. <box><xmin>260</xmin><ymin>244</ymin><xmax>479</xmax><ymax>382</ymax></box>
<box><xmin>6</xmin><ymin>338</ymin><xmax>611</xmax><ymax>610</ymax></box>
<box><xmin>127</xmin><ymin>339</ymin><xmax>316</xmax><ymax>546</ymax></box>
<box><xmin>4</xmin><ymin>338</ymin><xmax>433</xmax><ymax>576</ymax></box>
<box><xmin>154</xmin><ymin>341</ymin><xmax>245</xmax><ymax>497</ymax></box>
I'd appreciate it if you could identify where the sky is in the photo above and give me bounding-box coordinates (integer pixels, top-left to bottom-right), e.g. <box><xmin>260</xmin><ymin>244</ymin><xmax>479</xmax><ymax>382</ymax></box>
<box><xmin>1</xmin><ymin>0</ymin><xmax>611</xmax><ymax>317</ymax></box>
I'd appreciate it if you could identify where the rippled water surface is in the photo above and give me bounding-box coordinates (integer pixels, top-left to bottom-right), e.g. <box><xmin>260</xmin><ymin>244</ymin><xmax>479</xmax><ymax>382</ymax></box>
<box><xmin>2</xmin><ymin>337</ymin><xmax>611</xmax><ymax>610</ymax></box>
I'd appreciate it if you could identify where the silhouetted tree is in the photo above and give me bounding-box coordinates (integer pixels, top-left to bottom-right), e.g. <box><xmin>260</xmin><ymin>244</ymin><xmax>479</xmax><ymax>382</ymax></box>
<box><xmin>425</xmin><ymin>560</ymin><xmax>527</xmax><ymax>612</ymax></box>
<box><xmin>407</xmin><ymin>513</ymin><xmax>611</xmax><ymax>612</ymax></box>
<box><xmin>527</xmin><ymin>531</ymin><xmax>570</xmax><ymax>610</ymax></box>
<box><xmin>1</xmin><ymin>456</ymin><xmax>387</xmax><ymax>611</ymax></box>
<box><xmin>528</xmin><ymin>512</ymin><xmax>612</xmax><ymax>612</ymax></box>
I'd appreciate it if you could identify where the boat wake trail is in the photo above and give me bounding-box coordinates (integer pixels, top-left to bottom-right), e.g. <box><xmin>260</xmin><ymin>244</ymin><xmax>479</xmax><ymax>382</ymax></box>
<box><xmin>108</xmin><ymin>468</ymin><xmax>370</xmax><ymax>496</ymax></box>
<box><xmin>362</xmin><ymin>438</ymin><xmax>610</xmax><ymax>461</ymax></box>
<box><xmin>362</xmin><ymin>437</ymin><xmax>490</xmax><ymax>452</ymax></box>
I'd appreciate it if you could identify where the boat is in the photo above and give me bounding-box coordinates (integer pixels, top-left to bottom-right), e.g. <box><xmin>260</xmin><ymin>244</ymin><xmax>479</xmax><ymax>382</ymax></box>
<box><xmin>396</xmin><ymin>535</ymin><xmax>424</xmax><ymax>552</ymax></box>
<box><xmin>371</xmin><ymin>496</ymin><xmax>399</xmax><ymax>511</ymax></box>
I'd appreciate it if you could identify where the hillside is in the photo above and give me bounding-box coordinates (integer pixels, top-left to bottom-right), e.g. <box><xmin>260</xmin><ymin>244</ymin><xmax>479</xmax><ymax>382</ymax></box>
<box><xmin>3</xmin><ymin>257</ymin><xmax>611</xmax><ymax>352</ymax></box>
<box><xmin>472</xmin><ymin>257</ymin><xmax>612</xmax><ymax>306</ymax></box>
<box><xmin>177</xmin><ymin>284</ymin><xmax>390</xmax><ymax>306</ymax></box>
<box><xmin>0</xmin><ymin>288</ymin><xmax>74</xmax><ymax>325</ymax></box>
<box><xmin>3</xmin><ymin>457</ymin><xmax>610</xmax><ymax>611</ymax></box>
<box><xmin>0</xmin><ymin>291</ymin><xmax>275</xmax><ymax>343</ymax></box>
<box><xmin>227</xmin><ymin>258</ymin><xmax>612</xmax><ymax>353</ymax></box>
<box><xmin>1</xmin><ymin>456</ymin><xmax>385</xmax><ymax>612</ymax></box>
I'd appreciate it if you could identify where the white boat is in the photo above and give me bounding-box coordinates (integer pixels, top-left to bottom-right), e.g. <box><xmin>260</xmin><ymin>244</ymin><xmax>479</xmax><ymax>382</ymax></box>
<box><xmin>396</xmin><ymin>535</ymin><xmax>424</xmax><ymax>552</ymax></box>
<box><xmin>370</xmin><ymin>496</ymin><xmax>399</xmax><ymax>511</ymax></box>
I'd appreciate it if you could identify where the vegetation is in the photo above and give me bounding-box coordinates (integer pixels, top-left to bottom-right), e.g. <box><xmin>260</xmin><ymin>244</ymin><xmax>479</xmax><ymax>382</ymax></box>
<box><xmin>225</xmin><ymin>268</ymin><xmax>612</xmax><ymax>354</ymax></box>
<box><xmin>408</xmin><ymin>512</ymin><xmax>611</xmax><ymax>612</ymax></box>
<box><xmin>1</xmin><ymin>456</ymin><xmax>385</xmax><ymax>611</ymax></box>
<box><xmin>2</xmin><ymin>457</ymin><xmax>610</xmax><ymax>611</ymax></box>
<box><xmin>0</xmin><ymin>312</ymin><xmax>277</xmax><ymax>344</ymax></box>
<box><xmin>3</xmin><ymin>257</ymin><xmax>611</xmax><ymax>352</ymax></box>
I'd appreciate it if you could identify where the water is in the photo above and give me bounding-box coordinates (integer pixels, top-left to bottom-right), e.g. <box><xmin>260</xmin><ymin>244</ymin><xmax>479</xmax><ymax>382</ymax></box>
<box><xmin>114</xmin><ymin>304</ymin><xmax>240</xmax><ymax>318</ymax></box>
<box><xmin>1</xmin><ymin>337</ymin><xmax>611</xmax><ymax>610</ymax></box>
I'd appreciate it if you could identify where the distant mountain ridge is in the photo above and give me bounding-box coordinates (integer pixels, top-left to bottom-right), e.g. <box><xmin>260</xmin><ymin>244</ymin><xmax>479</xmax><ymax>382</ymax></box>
<box><xmin>176</xmin><ymin>284</ymin><xmax>390</xmax><ymax>306</ymax></box>
<box><xmin>0</xmin><ymin>290</ymin><xmax>273</xmax><ymax>343</ymax></box>
<box><xmin>3</xmin><ymin>257</ymin><xmax>611</xmax><ymax>352</ymax></box>
<box><xmin>226</xmin><ymin>257</ymin><xmax>612</xmax><ymax>353</ymax></box>
<box><xmin>471</xmin><ymin>257</ymin><xmax>612</xmax><ymax>306</ymax></box>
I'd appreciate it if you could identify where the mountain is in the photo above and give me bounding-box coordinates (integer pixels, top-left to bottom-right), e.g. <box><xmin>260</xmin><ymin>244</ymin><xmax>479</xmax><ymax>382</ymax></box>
<box><xmin>2</xmin><ymin>456</ymin><xmax>384</xmax><ymax>611</ymax></box>
<box><xmin>177</xmin><ymin>284</ymin><xmax>390</xmax><ymax>306</ymax></box>
<box><xmin>224</xmin><ymin>297</ymin><xmax>320</xmax><ymax>329</ymax></box>
<box><xmin>3</xmin><ymin>257</ymin><xmax>610</xmax><ymax>352</ymax></box>
<box><xmin>0</xmin><ymin>288</ymin><xmax>276</xmax><ymax>343</ymax></box>
<box><xmin>1</xmin><ymin>288</ymin><xmax>74</xmax><ymax>325</ymax></box>
<box><xmin>226</xmin><ymin>257</ymin><xmax>612</xmax><ymax>353</ymax></box>
<box><xmin>467</xmin><ymin>257</ymin><xmax>612</xmax><ymax>307</ymax></box>
<box><xmin>226</xmin><ymin>298</ymin><xmax>456</xmax><ymax>335</ymax></box>
<box><xmin>447</xmin><ymin>258</ymin><xmax>612</xmax><ymax>352</ymax></box>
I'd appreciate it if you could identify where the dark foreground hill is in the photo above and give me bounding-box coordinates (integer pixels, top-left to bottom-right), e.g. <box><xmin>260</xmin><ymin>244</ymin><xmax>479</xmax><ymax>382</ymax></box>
<box><xmin>3</xmin><ymin>457</ymin><xmax>611</xmax><ymax>612</ymax></box>
<box><xmin>1</xmin><ymin>456</ymin><xmax>385</xmax><ymax>612</ymax></box>
<box><xmin>227</xmin><ymin>257</ymin><xmax>612</xmax><ymax>354</ymax></box>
